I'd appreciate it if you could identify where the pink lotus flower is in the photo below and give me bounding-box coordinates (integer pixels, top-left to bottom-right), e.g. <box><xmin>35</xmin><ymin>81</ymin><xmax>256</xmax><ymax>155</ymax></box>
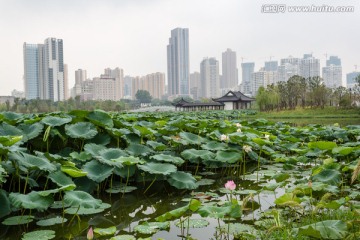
<box><xmin>225</xmin><ymin>180</ymin><xmax>236</xmax><ymax>191</ymax></box>
<box><xmin>87</xmin><ymin>227</ymin><xmax>94</xmax><ymax>240</ymax></box>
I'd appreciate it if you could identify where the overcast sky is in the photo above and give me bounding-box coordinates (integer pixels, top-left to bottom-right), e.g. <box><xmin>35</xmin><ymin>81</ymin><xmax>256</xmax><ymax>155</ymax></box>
<box><xmin>0</xmin><ymin>0</ymin><xmax>359</xmax><ymax>96</ymax></box>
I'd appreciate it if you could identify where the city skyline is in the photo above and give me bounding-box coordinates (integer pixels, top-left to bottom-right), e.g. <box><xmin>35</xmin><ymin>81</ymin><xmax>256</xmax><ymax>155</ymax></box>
<box><xmin>0</xmin><ymin>0</ymin><xmax>359</xmax><ymax>96</ymax></box>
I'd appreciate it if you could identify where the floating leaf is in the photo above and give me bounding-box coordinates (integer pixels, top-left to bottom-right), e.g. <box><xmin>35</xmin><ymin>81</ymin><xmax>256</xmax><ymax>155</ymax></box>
<box><xmin>22</xmin><ymin>230</ymin><xmax>55</xmax><ymax>240</ymax></box>
<box><xmin>64</xmin><ymin>190</ymin><xmax>102</xmax><ymax>208</ymax></box>
<box><xmin>220</xmin><ymin>223</ymin><xmax>257</xmax><ymax>239</ymax></box>
<box><xmin>9</xmin><ymin>191</ymin><xmax>53</xmax><ymax>211</ymax></box>
<box><xmin>138</xmin><ymin>162</ymin><xmax>177</xmax><ymax>176</ymax></box>
<box><xmin>2</xmin><ymin>215</ymin><xmax>34</xmax><ymax>225</ymax></box>
<box><xmin>274</xmin><ymin>193</ymin><xmax>302</xmax><ymax>207</ymax></box>
<box><xmin>312</xmin><ymin>169</ymin><xmax>342</xmax><ymax>185</ymax></box>
<box><xmin>294</xmin><ymin>220</ymin><xmax>348</xmax><ymax>239</ymax></box>
<box><xmin>332</xmin><ymin>147</ymin><xmax>354</xmax><ymax>156</ymax></box>
<box><xmin>106</xmin><ymin>183</ymin><xmax>137</xmax><ymax>194</ymax></box>
<box><xmin>198</xmin><ymin>205</ymin><xmax>230</xmax><ymax>219</ymax></box>
<box><xmin>175</xmin><ymin>219</ymin><xmax>209</xmax><ymax>228</ymax></box>
<box><xmin>64</xmin><ymin>203</ymin><xmax>111</xmax><ymax>215</ymax></box>
<box><xmin>94</xmin><ymin>226</ymin><xmax>117</xmax><ymax>236</ymax></box>
<box><xmin>36</xmin><ymin>216</ymin><xmax>67</xmax><ymax>226</ymax></box>
<box><xmin>134</xmin><ymin>222</ymin><xmax>170</xmax><ymax>235</ymax></box>
<box><xmin>65</xmin><ymin>122</ymin><xmax>98</xmax><ymax>139</ymax></box>
<box><xmin>110</xmin><ymin>235</ymin><xmax>136</xmax><ymax>240</ymax></box>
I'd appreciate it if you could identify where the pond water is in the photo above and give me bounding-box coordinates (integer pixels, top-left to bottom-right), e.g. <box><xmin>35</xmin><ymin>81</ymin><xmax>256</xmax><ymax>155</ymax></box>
<box><xmin>265</xmin><ymin>117</ymin><xmax>359</xmax><ymax>127</ymax></box>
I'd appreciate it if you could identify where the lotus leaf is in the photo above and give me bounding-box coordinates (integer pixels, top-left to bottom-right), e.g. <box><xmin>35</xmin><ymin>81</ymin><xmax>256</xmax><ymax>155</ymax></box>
<box><xmin>151</xmin><ymin>154</ymin><xmax>184</xmax><ymax>165</ymax></box>
<box><xmin>106</xmin><ymin>183</ymin><xmax>137</xmax><ymax>194</ymax></box>
<box><xmin>70</xmin><ymin>151</ymin><xmax>92</xmax><ymax>161</ymax></box>
<box><xmin>2</xmin><ymin>215</ymin><xmax>34</xmax><ymax>225</ymax></box>
<box><xmin>312</xmin><ymin>169</ymin><xmax>342</xmax><ymax>185</ymax></box>
<box><xmin>87</xmin><ymin>110</ymin><xmax>114</xmax><ymax>128</ymax></box>
<box><xmin>19</xmin><ymin>122</ymin><xmax>44</xmax><ymax>141</ymax></box>
<box><xmin>175</xmin><ymin>218</ymin><xmax>209</xmax><ymax>228</ymax></box>
<box><xmin>155</xmin><ymin>205</ymin><xmax>188</xmax><ymax>222</ymax></box>
<box><xmin>196</xmin><ymin>178</ymin><xmax>215</xmax><ymax>186</ymax></box>
<box><xmin>126</xmin><ymin>143</ymin><xmax>153</xmax><ymax>156</ymax></box>
<box><xmin>201</xmin><ymin>141</ymin><xmax>228</xmax><ymax>151</ymax></box>
<box><xmin>308</xmin><ymin>141</ymin><xmax>337</xmax><ymax>150</ymax></box>
<box><xmin>64</xmin><ymin>203</ymin><xmax>111</xmax><ymax>215</ymax></box>
<box><xmin>138</xmin><ymin>162</ymin><xmax>177</xmax><ymax>175</ymax></box>
<box><xmin>64</xmin><ymin>190</ymin><xmax>102</xmax><ymax>208</ymax></box>
<box><xmin>36</xmin><ymin>216</ymin><xmax>67</xmax><ymax>226</ymax></box>
<box><xmin>0</xmin><ymin>135</ymin><xmax>23</xmax><ymax>146</ymax></box>
<box><xmin>97</xmin><ymin>148</ymin><xmax>128</xmax><ymax>167</ymax></box>
<box><xmin>110</xmin><ymin>235</ymin><xmax>136</xmax><ymax>240</ymax></box>
<box><xmin>294</xmin><ymin>220</ymin><xmax>348</xmax><ymax>239</ymax></box>
<box><xmin>48</xmin><ymin>170</ymin><xmax>76</xmax><ymax>188</ymax></box>
<box><xmin>198</xmin><ymin>204</ymin><xmax>230</xmax><ymax>218</ymax></box>
<box><xmin>84</xmin><ymin>143</ymin><xmax>106</xmax><ymax>156</ymax></box>
<box><xmin>83</xmin><ymin>160</ymin><xmax>114</xmax><ymax>183</ymax></box>
<box><xmin>41</xmin><ymin>116</ymin><xmax>72</xmax><ymax>126</ymax></box>
<box><xmin>134</xmin><ymin>222</ymin><xmax>170</xmax><ymax>234</ymax></box>
<box><xmin>274</xmin><ymin>193</ymin><xmax>302</xmax><ymax>207</ymax></box>
<box><xmin>9</xmin><ymin>191</ymin><xmax>53</xmax><ymax>211</ymax></box>
<box><xmin>22</xmin><ymin>230</ymin><xmax>55</xmax><ymax>240</ymax></box>
<box><xmin>220</xmin><ymin>223</ymin><xmax>257</xmax><ymax>239</ymax></box>
<box><xmin>181</xmin><ymin>149</ymin><xmax>215</xmax><ymax>163</ymax></box>
<box><xmin>332</xmin><ymin>146</ymin><xmax>354</xmax><ymax>156</ymax></box>
<box><xmin>0</xmin><ymin>111</ymin><xmax>23</xmax><ymax>124</ymax></box>
<box><xmin>0</xmin><ymin>122</ymin><xmax>23</xmax><ymax>136</ymax></box>
<box><xmin>146</xmin><ymin>141</ymin><xmax>167</xmax><ymax>151</ymax></box>
<box><xmin>167</xmin><ymin>171</ymin><xmax>197</xmax><ymax>189</ymax></box>
<box><xmin>94</xmin><ymin>226</ymin><xmax>117</xmax><ymax>236</ymax></box>
<box><xmin>10</xmin><ymin>152</ymin><xmax>56</xmax><ymax>172</ymax></box>
<box><xmin>0</xmin><ymin>189</ymin><xmax>11</xmax><ymax>218</ymax></box>
<box><xmin>216</xmin><ymin>150</ymin><xmax>242</xmax><ymax>164</ymax></box>
<box><xmin>61</xmin><ymin>165</ymin><xmax>87</xmax><ymax>177</ymax></box>
<box><xmin>179</xmin><ymin>132</ymin><xmax>206</xmax><ymax>145</ymax></box>
<box><xmin>65</xmin><ymin>122</ymin><xmax>98</xmax><ymax>139</ymax></box>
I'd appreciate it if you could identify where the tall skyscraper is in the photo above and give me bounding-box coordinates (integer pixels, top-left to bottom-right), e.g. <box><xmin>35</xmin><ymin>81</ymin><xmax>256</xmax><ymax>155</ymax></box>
<box><xmin>346</xmin><ymin>72</ymin><xmax>360</xmax><ymax>89</ymax></box>
<box><xmin>75</xmin><ymin>69</ymin><xmax>87</xmax><ymax>85</ymax></box>
<box><xmin>23</xmin><ymin>37</ymin><xmax>65</xmax><ymax>101</ymax></box>
<box><xmin>124</xmin><ymin>76</ymin><xmax>133</xmax><ymax>98</ymax></box>
<box><xmin>251</xmin><ymin>68</ymin><xmax>277</xmax><ymax>96</ymax></box>
<box><xmin>190</xmin><ymin>72</ymin><xmax>201</xmax><ymax>100</ymax></box>
<box><xmin>322</xmin><ymin>65</ymin><xmax>342</xmax><ymax>88</ymax></box>
<box><xmin>167</xmin><ymin>28</ymin><xmax>190</xmax><ymax>98</ymax></box>
<box><xmin>241</xmin><ymin>62</ymin><xmax>255</xmax><ymax>95</ymax></box>
<box><xmin>327</xmin><ymin>56</ymin><xmax>341</xmax><ymax>66</ymax></box>
<box><xmin>221</xmin><ymin>48</ymin><xmax>238</xmax><ymax>89</ymax></box>
<box><xmin>200</xmin><ymin>57</ymin><xmax>220</xmax><ymax>98</ymax></box>
<box><xmin>300</xmin><ymin>54</ymin><xmax>320</xmax><ymax>79</ymax></box>
<box><xmin>64</xmin><ymin>64</ymin><xmax>69</xmax><ymax>100</ymax></box>
<box><xmin>264</xmin><ymin>61</ymin><xmax>278</xmax><ymax>72</ymax></box>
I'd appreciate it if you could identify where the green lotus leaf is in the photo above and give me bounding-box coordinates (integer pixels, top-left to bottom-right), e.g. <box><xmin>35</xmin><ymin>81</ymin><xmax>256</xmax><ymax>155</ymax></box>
<box><xmin>110</xmin><ymin>235</ymin><xmax>136</xmax><ymax>240</ymax></box>
<box><xmin>50</xmin><ymin>201</ymin><xmax>71</xmax><ymax>209</ymax></box>
<box><xmin>332</xmin><ymin>146</ymin><xmax>354</xmax><ymax>156</ymax></box>
<box><xmin>274</xmin><ymin>193</ymin><xmax>302</xmax><ymax>207</ymax></box>
<box><xmin>146</xmin><ymin>141</ymin><xmax>167</xmax><ymax>151</ymax></box>
<box><xmin>9</xmin><ymin>191</ymin><xmax>53</xmax><ymax>211</ymax></box>
<box><xmin>2</xmin><ymin>215</ymin><xmax>34</xmax><ymax>226</ymax></box>
<box><xmin>216</xmin><ymin>150</ymin><xmax>241</xmax><ymax>164</ymax></box>
<box><xmin>272</xmin><ymin>173</ymin><xmax>290</xmax><ymax>183</ymax></box>
<box><xmin>37</xmin><ymin>185</ymin><xmax>76</xmax><ymax>196</ymax></box>
<box><xmin>175</xmin><ymin>219</ymin><xmax>209</xmax><ymax>228</ymax></box>
<box><xmin>220</xmin><ymin>223</ymin><xmax>257</xmax><ymax>238</ymax></box>
<box><xmin>70</xmin><ymin>151</ymin><xmax>92</xmax><ymax>161</ymax></box>
<box><xmin>82</xmin><ymin>160</ymin><xmax>114</xmax><ymax>183</ymax></box>
<box><xmin>36</xmin><ymin>216</ymin><xmax>67</xmax><ymax>226</ymax></box>
<box><xmin>106</xmin><ymin>127</ymin><xmax>131</xmax><ymax>137</ymax></box>
<box><xmin>84</xmin><ymin>143</ymin><xmax>107</xmax><ymax>157</ymax></box>
<box><xmin>48</xmin><ymin>170</ymin><xmax>76</xmax><ymax>188</ymax></box>
<box><xmin>181</xmin><ymin>149</ymin><xmax>215</xmax><ymax>163</ymax></box>
<box><xmin>252</xmin><ymin>138</ymin><xmax>272</xmax><ymax>146</ymax></box>
<box><xmin>114</xmin><ymin>165</ymin><xmax>136</xmax><ymax>178</ymax></box>
<box><xmin>64</xmin><ymin>190</ymin><xmax>102</xmax><ymax>208</ymax></box>
<box><xmin>9</xmin><ymin>152</ymin><xmax>56</xmax><ymax>172</ymax></box>
<box><xmin>64</xmin><ymin>203</ymin><xmax>111</xmax><ymax>215</ymax></box>
<box><xmin>22</xmin><ymin>230</ymin><xmax>55</xmax><ymax>240</ymax></box>
<box><xmin>294</xmin><ymin>220</ymin><xmax>348</xmax><ymax>239</ymax></box>
<box><xmin>155</xmin><ymin>205</ymin><xmax>188</xmax><ymax>222</ymax></box>
<box><xmin>0</xmin><ymin>122</ymin><xmax>23</xmax><ymax>136</ymax></box>
<box><xmin>106</xmin><ymin>183</ymin><xmax>137</xmax><ymax>194</ymax></box>
<box><xmin>198</xmin><ymin>205</ymin><xmax>230</xmax><ymax>218</ymax></box>
<box><xmin>0</xmin><ymin>111</ymin><xmax>23</xmax><ymax>124</ymax></box>
<box><xmin>87</xmin><ymin>110</ymin><xmax>114</xmax><ymax>128</ymax></box>
<box><xmin>196</xmin><ymin>178</ymin><xmax>215</xmax><ymax>186</ymax></box>
<box><xmin>308</xmin><ymin>141</ymin><xmax>337</xmax><ymax>150</ymax></box>
<box><xmin>151</xmin><ymin>154</ymin><xmax>184</xmax><ymax>165</ymax></box>
<box><xmin>117</xmin><ymin>156</ymin><xmax>144</xmax><ymax>165</ymax></box>
<box><xmin>138</xmin><ymin>162</ymin><xmax>177</xmax><ymax>175</ymax></box>
<box><xmin>94</xmin><ymin>226</ymin><xmax>117</xmax><ymax>236</ymax></box>
<box><xmin>41</xmin><ymin>116</ymin><xmax>72</xmax><ymax>127</ymax></box>
<box><xmin>0</xmin><ymin>135</ymin><xmax>23</xmax><ymax>146</ymax></box>
<box><xmin>126</xmin><ymin>143</ymin><xmax>153</xmax><ymax>156</ymax></box>
<box><xmin>133</xmin><ymin>125</ymin><xmax>155</xmax><ymax>137</ymax></box>
<box><xmin>168</xmin><ymin>171</ymin><xmax>197</xmax><ymax>189</ymax></box>
<box><xmin>179</xmin><ymin>132</ymin><xmax>206</xmax><ymax>145</ymax></box>
<box><xmin>312</xmin><ymin>169</ymin><xmax>342</xmax><ymax>185</ymax></box>
<box><xmin>0</xmin><ymin>189</ymin><xmax>11</xmax><ymax>218</ymax></box>
<box><xmin>97</xmin><ymin>148</ymin><xmax>128</xmax><ymax>167</ymax></box>
<box><xmin>65</xmin><ymin>122</ymin><xmax>98</xmax><ymax>139</ymax></box>
<box><xmin>201</xmin><ymin>141</ymin><xmax>228</xmax><ymax>151</ymax></box>
<box><xmin>19</xmin><ymin>122</ymin><xmax>44</xmax><ymax>141</ymax></box>
<box><xmin>61</xmin><ymin>165</ymin><xmax>88</xmax><ymax>177</ymax></box>
<box><xmin>134</xmin><ymin>222</ymin><xmax>170</xmax><ymax>235</ymax></box>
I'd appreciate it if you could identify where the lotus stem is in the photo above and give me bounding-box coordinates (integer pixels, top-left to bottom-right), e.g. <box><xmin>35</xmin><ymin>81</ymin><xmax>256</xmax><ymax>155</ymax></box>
<box><xmin>23</xmin><ymin>173</ymin><xmax>29</xmax><ymax>194</ymax></box>
<box><xmin>43</xmin><ymin>176</ymin><xmax>49</xmax><ymax>190</ymax></box>
<box><xmin>68</xmin><ymin>205</ymin><xmax>80</xmax><ymax>227</ymax></box>
<box><xmin>144</xmin><ymin>176</ymin><xmax>157</xmax><ymax>194</ymax></box>
<box><xmin>123</xmin><ymin>166</ymin><xmax>130</xmax><ymax>197</ymax></box>
<box><xmin>257</xmin><ymin>148</ymin><xmax>262</xmax><ymax>182</ymax></box>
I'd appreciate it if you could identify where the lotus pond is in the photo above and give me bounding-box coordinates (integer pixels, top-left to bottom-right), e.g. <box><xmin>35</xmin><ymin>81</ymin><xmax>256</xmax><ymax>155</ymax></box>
<box><xmin>0</xmin><ymin>110</ymin><xmax>359</xmax><ymax>240</ymax></box>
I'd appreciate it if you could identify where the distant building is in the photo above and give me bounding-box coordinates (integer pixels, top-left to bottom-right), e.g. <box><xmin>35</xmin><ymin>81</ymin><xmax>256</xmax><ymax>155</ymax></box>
<box><xmin>264</xmin><ymin>61</ymin><xmax>278</xmax><ymax>72</ymax></box>
<box><xmin>221</xmin><ymin>48</ymin><xmax>238</xmax><ymax>89</ymax></box>
<box><xmin>0</xmin><ymin>96</ymin><xmax>15</xmax><ymax>106</ymax></box>
<box><xmin>200</xmin><ymin>57</ymin><xmax>220</xmax><ymax>98</ymax></box>
<box><xmin>131</xmin><ymin>73</ymin><xmax>165</xmax><ymax>100</ymax></box>
<box><xmin>124</xmin><ymin>76</ymin><xmax>133</xmax><ymax>99</ymax></box>
<box><xmin>23</xmin><ymin>37</ymin><xmax>65</xmax><ymax>101</ymax></box>
<box><xmin>346</xmin><ymin>71</ymin><xmax>360</xmax><ymax>89</ymax></box>
<box><xmin>327</xmin><ymin>56</ymin><xmax>341</xmax><ymax>66</ymax></box>
<box><xmin>300</xmin><ymin>54</ymin><xmax>320</xmax><ymax>79</ymax></box>
<box><xmin>167</xmin><ymin>28</ymin><xmax>190</xmax><ymax>98</ymax></box>
<box><xmin>64</xmin><ymin>64</ymin><xmax>69</xmax><ymax>99</ymax></box>
<box><xmin>190</xmin><ymin>72</ymin><xmax>201</xmax><ymax>100</ymax></box>
<box><xmin>241</xmin><ymin>62</ymin><xmax>255</xmax><ymax>95</ymax></box>
<box><xmin>322</xmin><ymin>65</ymin><xmax>342</xmax><ymax>88</ymax></box>
<box><xmin>251</xmin><ymin>68</ymin><xmax>277</xmax><ymax>96</ymax></box>
<box><xmin>11</xmin><ymin>89</ymin><xmax>25</xmax><ymax>99</ymax></box>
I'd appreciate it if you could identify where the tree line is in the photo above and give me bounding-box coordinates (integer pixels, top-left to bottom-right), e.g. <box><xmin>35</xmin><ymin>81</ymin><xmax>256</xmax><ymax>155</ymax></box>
<box><xmin>256</xmin><ymin>75</ymin><xmax>360</xmax><ymax>111</ymax></box>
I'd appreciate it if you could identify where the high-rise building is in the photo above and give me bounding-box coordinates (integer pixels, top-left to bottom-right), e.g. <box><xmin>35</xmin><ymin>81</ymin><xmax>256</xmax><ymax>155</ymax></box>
<box><xmin>346</xmin><ymin>72</ymin><xmax>360</xmax><ymax>89</ymax></box>
<box><xmin>264</xmin><ymin>61</ymin><xmax>278</xmax><ymax>72</ymax></box>
<box><xmin>190</xmin><ymin>72</ymin><xmax>201</xmax><ymax>100</ymax></box>
<box><xmin>221</xmin><ymin>48</ymin><xmax>238</xmax><ymax>89</ymax></box>
<box><xmin>251</xmin><ymin>68</ymin><xmax>277</xmax><ymax>96</ymax></box>
<box><xmin>167</xmin><ymin>28</ymin><xmax>190</xmax><ymax>98</ymax></box>
<box><xmin>75</xmin><ymin>69</ymin><xmax>87</xmax><ymax>85</ymax></box>
<box><xmin>23</xmin><ymin>38</ymin><xmax>65</xmax><ymax>101</ymax></box>
<box><xmin>327</xmin><ymin>56</ymin><xmax>341</xmax><ymax>66</ymax></box>
<box><xmin>64</xmin><ymin>64</ymin><xmax>69</xmax><ymax>100</ymax></box>
<box><xmin>300</xmin><ymin>54</ymin><xmax>320</xmax><ymax>79</ymax></box>
<box><xmin>277</xmin><ymin>56</ymin><xmax>301</xmax><ymax>82</ymax></box>
<box><xmin>241</xmin><ymin>62</ymin><xmax>255</xmax><ymax>95</ymax></box>
<box><xmin>131</xmin><ymin>73</ymin><xmax>165</xmax><ymax>100</ymax></box>
<box><xmin>200</xmin><ymin>57</ymin><xmax>220</xmax><ymax>98</ymax></box>
<box><xmin>124</xmin><ymin>76</ymin><xmax>133</xmax><ymax>99</ymax></box>
<box><xmin>322</xmin><ymin>65</ymin><xmax>342</xmax><ymax>88</ymax></box>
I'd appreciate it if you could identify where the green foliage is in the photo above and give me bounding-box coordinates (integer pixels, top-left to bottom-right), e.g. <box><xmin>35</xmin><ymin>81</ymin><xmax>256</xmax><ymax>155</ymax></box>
<box><xmin>135</xmin><ymin>90</ymin><xmax>152</xmax><ymax>103</ymax></box>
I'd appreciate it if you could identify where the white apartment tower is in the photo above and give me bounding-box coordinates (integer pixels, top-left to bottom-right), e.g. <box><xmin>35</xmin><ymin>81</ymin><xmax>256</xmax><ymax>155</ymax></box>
<box><xmin>222</xmin><ymin>48</ymin><xmax>238</xmax><ymax>89</ymax></box>
<box><xmin>200</xmin><ymin>58</ymin><xmax>220</xmax><ymax>98</ymax></box>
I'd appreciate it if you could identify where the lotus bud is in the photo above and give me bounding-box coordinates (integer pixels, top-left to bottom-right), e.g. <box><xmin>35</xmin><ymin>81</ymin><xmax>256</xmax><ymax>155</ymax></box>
<box><xmin>225</xmin><ymin>180</ymin><xmax>236</xmax><ymax>191</ymax></box>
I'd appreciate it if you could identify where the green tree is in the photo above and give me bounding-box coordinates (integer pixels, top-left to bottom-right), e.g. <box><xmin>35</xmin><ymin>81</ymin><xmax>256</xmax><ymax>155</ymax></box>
<box><xmin>135</xmin><ymin>90</ymin><xmax>152</xmax><ymax>103</ymax></box>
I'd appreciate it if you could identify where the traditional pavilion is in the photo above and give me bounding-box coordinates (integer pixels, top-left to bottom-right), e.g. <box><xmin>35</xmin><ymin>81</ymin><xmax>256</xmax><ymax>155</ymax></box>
<box><xmin>173</xmin><ymin>91</ymin><xmax>255</xmax><ymax>111</ymax></box>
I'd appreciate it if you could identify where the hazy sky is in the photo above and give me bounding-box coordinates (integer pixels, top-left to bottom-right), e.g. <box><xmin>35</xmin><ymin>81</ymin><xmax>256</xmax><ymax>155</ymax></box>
<box><xmin>0</xmin><ymin>0</ymin><xmax>359</xmax><ymax>96</ymax></box>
